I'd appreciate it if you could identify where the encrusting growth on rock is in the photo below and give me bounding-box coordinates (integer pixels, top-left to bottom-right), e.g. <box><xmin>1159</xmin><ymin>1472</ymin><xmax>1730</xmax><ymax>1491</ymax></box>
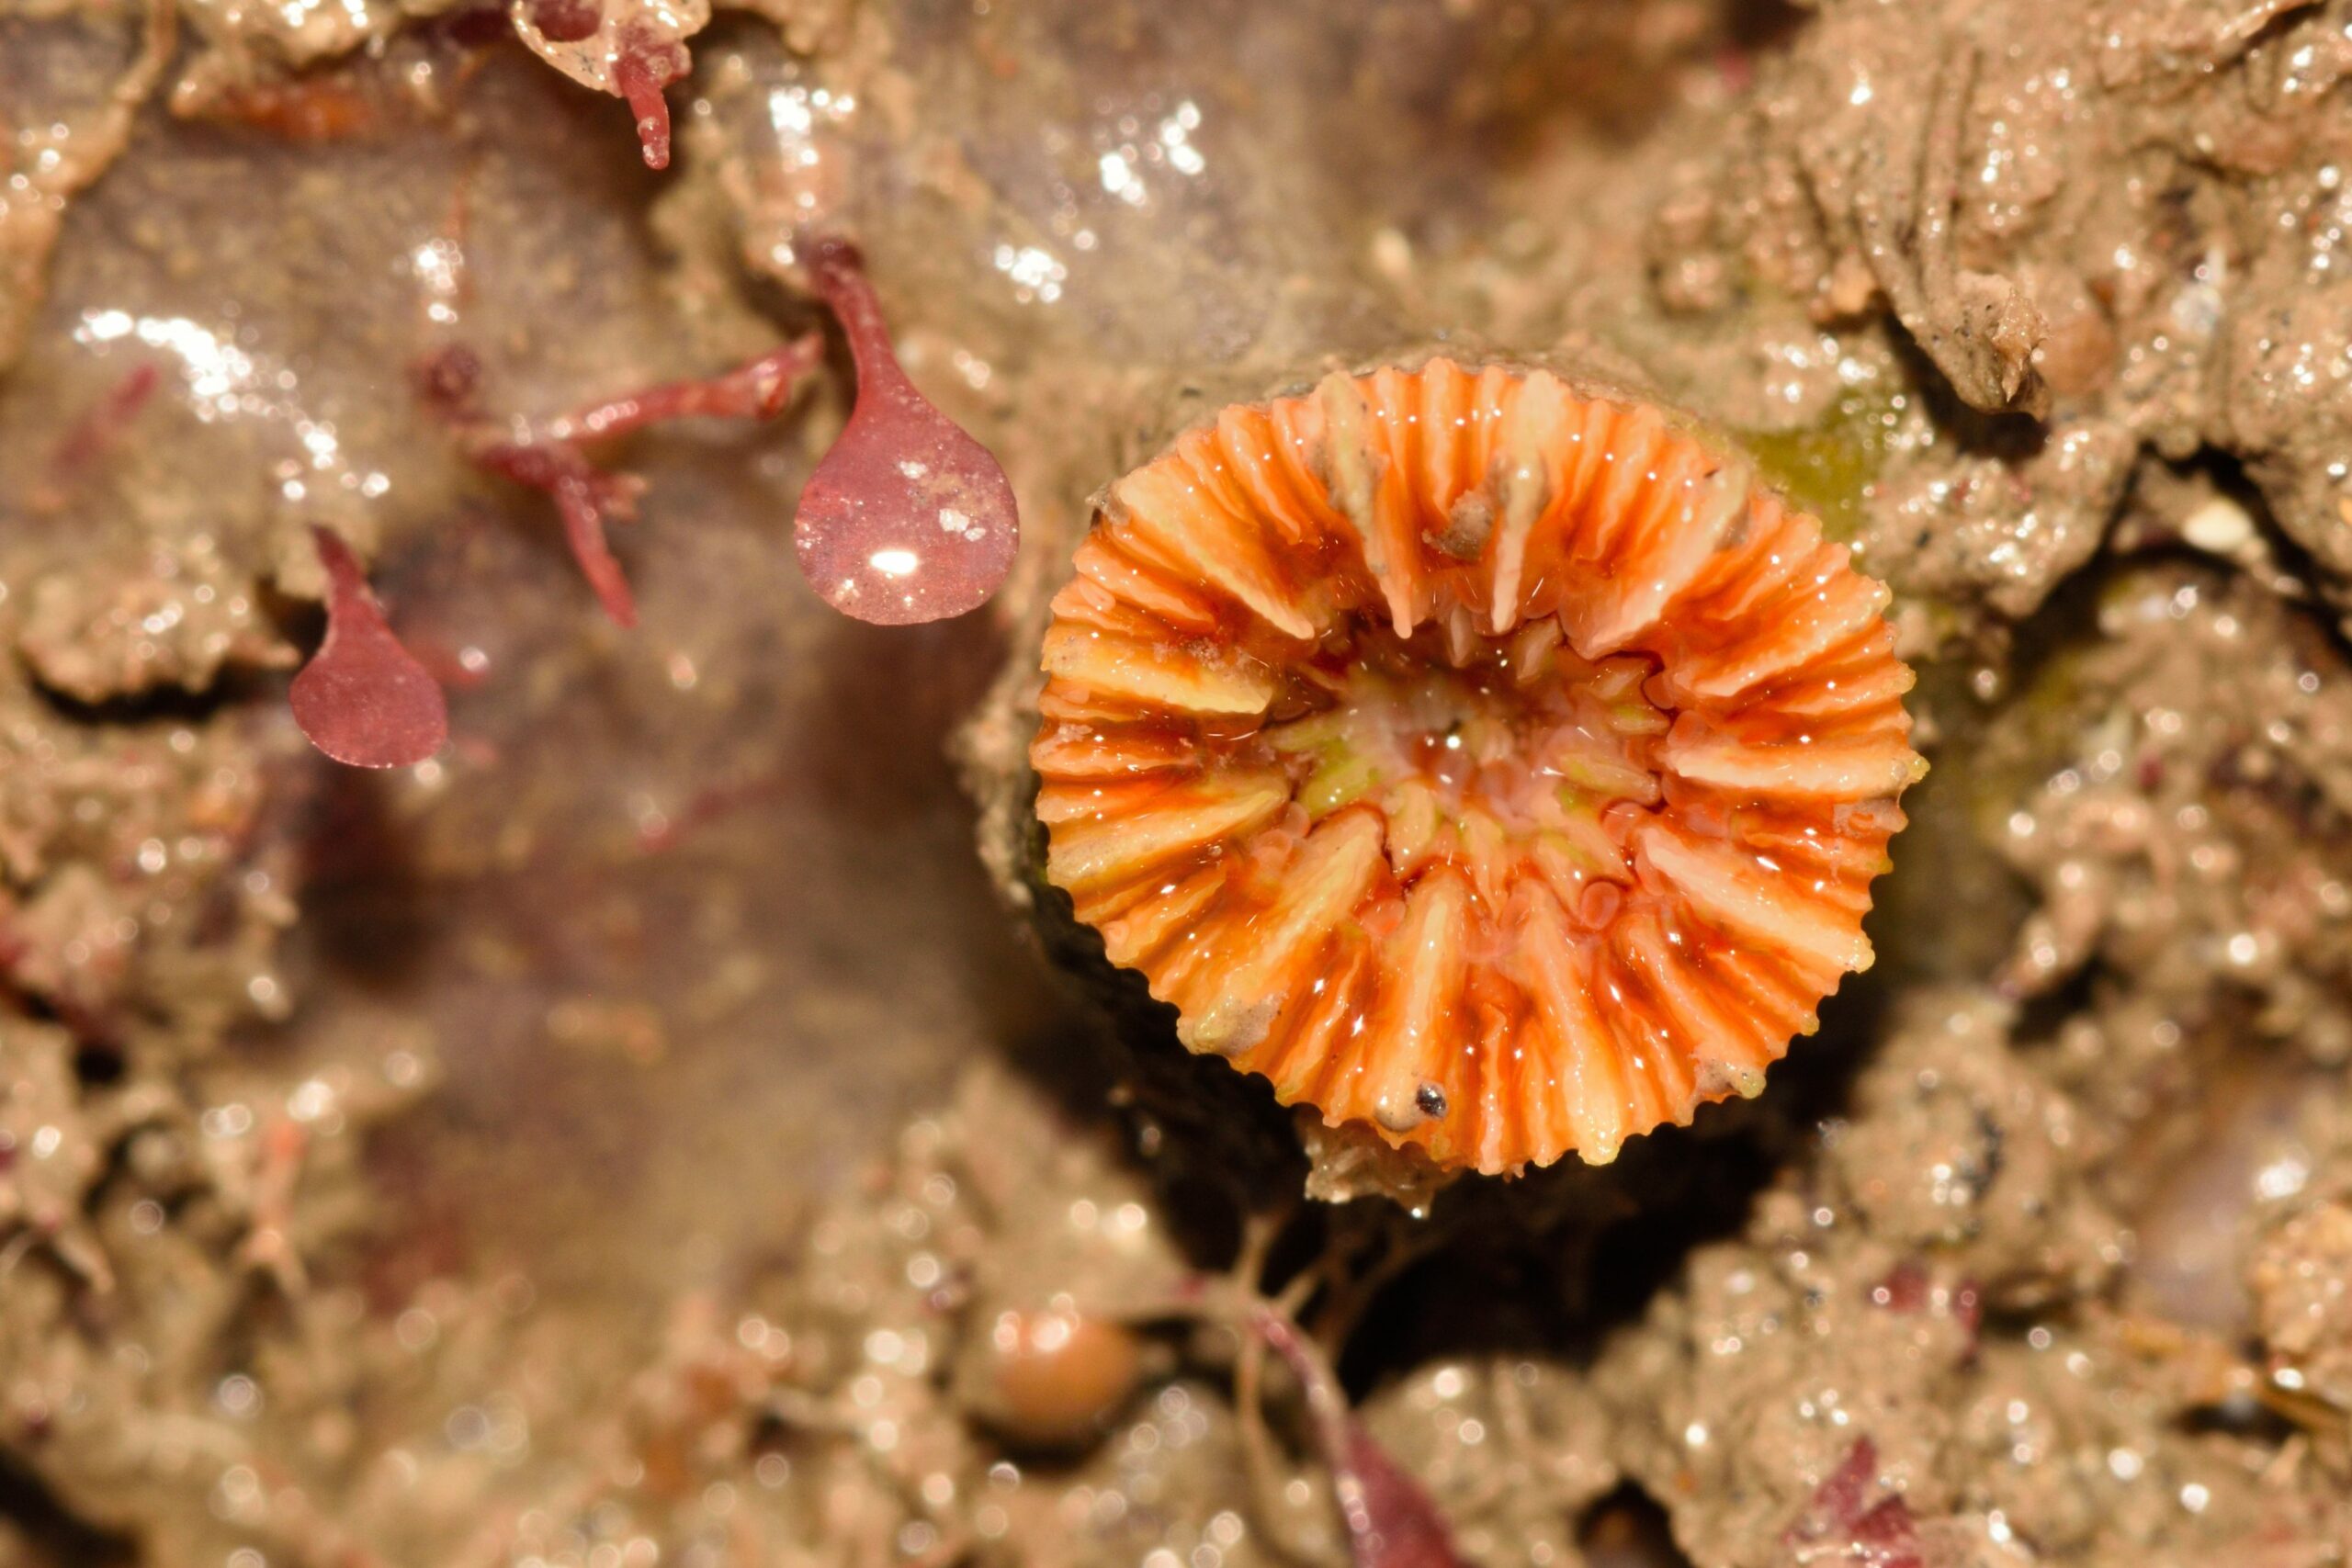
<box><xmin>1030</xmin><ymin>359</ymin><xmax>1925</xmax><ymax>1175</ymax></box>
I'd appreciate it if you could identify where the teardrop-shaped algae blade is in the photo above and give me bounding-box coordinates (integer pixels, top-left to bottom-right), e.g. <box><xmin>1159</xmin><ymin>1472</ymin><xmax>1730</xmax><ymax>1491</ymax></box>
<box><xmin>794</xmin><ymin>239</ymin><xmax>1020</xmax><ymax>626</ymax></box>
<box><xmin>289</xmin><ymin>526</ymin><xmax>449</xmax><ymax>770</ymax></box>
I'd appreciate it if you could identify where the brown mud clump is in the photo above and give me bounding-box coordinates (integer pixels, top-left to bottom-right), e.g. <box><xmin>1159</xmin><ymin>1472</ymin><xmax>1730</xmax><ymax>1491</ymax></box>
<box><xmin>1031</xmin><ymin>360</ymin><xmax>1924</xmax><ymax>1174</ymax></box>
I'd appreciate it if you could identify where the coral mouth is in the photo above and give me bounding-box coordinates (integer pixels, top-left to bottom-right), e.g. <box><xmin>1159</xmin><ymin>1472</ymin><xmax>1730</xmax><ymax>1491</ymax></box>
<box><xmin>1252</xmin><ymin>622</ymin><xmax>1674</xmax><ymax>924</ymax></box>
<box><xmin>1031</xmin><ymin>359</ymin><xmax>1924</xmax><ymax>1175</ymax></box>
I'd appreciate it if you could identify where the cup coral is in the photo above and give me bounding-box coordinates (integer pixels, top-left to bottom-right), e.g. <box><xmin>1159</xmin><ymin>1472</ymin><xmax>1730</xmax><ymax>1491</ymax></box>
<box><xmin>1030</xmin><ymin>359</ymin><xmax>1925</xmax><ymax>1175</ymax></box>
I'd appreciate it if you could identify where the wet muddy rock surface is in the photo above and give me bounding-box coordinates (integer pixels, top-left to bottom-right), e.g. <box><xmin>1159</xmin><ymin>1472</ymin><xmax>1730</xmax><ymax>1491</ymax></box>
<box><xmin>4</xmin><ymin>1</ymin><xmax>2352</xmax><ymax>1565</ymax></box>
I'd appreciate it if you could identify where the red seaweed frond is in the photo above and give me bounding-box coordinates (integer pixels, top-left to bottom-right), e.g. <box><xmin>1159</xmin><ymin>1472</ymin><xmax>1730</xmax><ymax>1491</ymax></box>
<box><xmin>417</xmin><ymin>336</ymin><xmax>822</xmax><ymax>628</ymax></box>
<box><xmin>1250</xmin><ymin>1307</ymin><xmax>1465</xmax><ymax>1568</ymax></box>
<box><xmin>1783</xmin><ymin>1438</ymin><xmax>1925</xmax><ymax>1568</ymax></box>
<box><xmin>289</xmin><ymin>526</ymin><xmax>450</xmax><ymax>770</ymax></box>
<box><xmin>501</xmin><ymin>0</ymin><xmax>697</xmax><ymax>171</ymax></box>
<box><xmin>470</xmin><ymin>440</ymin><xmax>648</xmax><ymax>626</ymax></box>
<box><xmin>613</xmin><ymin>26</ymin><xmax>689</xmax><ymax>171</ymax></box>
<box><xmin>791</xmin><ymin>238</ymin><xmax>1020</xmax><ymax>626</ymax></box>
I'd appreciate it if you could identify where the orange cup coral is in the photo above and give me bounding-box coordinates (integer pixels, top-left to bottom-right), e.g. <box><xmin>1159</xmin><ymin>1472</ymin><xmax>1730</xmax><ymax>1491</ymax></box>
<box><xmin>1030</xmin><ymin>359</ymin><xmax>1925</xmax><ymax>1175</ymax></box>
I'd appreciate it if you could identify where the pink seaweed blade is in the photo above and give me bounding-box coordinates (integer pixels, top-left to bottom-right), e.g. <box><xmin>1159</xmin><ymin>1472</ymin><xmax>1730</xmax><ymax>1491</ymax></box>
<box><xmin>1250</xmin><ymin>1308</ymin><xmax>1466</xmax><ymax>1568</ymax></box>
<box><xmin>794</xmin><ymin>238</ymin><xmax>1020</xmax><ymax>626</ymax></box>
<box><xmin>290</xmin><ymin>526</ymin><xmax>449</xmax><ymax>770</ymax></box>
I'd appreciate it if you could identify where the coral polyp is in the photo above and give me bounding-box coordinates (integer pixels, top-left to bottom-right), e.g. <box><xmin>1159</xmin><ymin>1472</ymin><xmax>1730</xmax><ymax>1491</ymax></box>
<box><xmin>1030</xmin><ymin>359</ymin><xmax>1926</xmax><ymax>1175</ymax></box>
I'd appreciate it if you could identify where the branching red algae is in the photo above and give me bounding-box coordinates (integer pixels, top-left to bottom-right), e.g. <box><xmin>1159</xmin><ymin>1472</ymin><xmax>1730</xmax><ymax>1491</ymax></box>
<box><xmin>1030</xmin><ymin>359</ymin><xmax>1926</xmax><ymax>1175</ymax></box>
<box><xmin>289</xmin><ymin>525</ymin><xmax>449</xmax><ymax>770</ymax></box>
<box><xmin>420</xmin><ymin>337</ymin><xmax>821</xmax><ymax>628</ymax></box>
